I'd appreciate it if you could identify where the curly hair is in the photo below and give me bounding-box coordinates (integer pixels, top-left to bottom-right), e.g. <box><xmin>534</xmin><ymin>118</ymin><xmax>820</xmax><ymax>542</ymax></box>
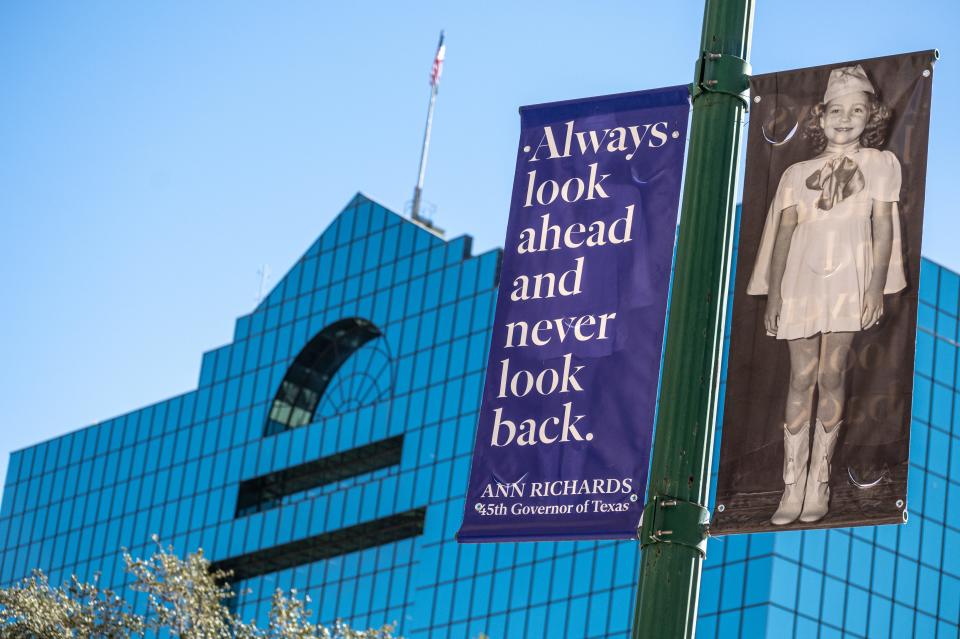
<box><xmin>802</xmin><ymin>94</ymin><xmax>892</xmax><ymax>154</ymax></box>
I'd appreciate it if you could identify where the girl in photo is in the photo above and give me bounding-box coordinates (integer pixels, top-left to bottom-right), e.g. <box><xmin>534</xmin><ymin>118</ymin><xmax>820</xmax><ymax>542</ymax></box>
<box><xmin>747</xmin><ymin>65</ymin><xmax>906</xmax><ymax>525</ymax></box>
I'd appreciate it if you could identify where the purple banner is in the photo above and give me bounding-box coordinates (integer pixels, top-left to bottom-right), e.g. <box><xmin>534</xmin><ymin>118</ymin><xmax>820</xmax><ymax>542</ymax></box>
<box><xmin>458</xmin><ymin>86</ymin><xmax>689</xmax><ymax>542</ymax></box>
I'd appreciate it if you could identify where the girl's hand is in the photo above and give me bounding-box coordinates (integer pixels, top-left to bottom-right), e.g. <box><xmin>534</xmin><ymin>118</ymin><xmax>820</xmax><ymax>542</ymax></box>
<box><xmin>764</xmin><ymin>296</ymin><xmax>782</xmax><ymax>335</ymax></box>
<box><xmin>862</xmin><ymin>290</ymin><xmax>884</xmax><ymax>328</ymax></box>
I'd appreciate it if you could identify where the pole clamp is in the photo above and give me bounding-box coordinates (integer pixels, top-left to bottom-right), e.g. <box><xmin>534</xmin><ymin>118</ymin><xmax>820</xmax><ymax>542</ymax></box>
<box><xmin>692</xmin><ymin>51</ymin><xmax>751</xmax><ymax>106</ymax></box>
<box><xmin>638</xmin><ymin>494</ymin><xmax>710</xmax><ymax>558</ymax></box>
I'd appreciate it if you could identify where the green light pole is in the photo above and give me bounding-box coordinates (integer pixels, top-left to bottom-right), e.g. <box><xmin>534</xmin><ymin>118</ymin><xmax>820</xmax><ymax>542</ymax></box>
<box><xmin>632</xmin><ymin>1</ymin><xmax>755</xmax><ymax>638</ymax></box>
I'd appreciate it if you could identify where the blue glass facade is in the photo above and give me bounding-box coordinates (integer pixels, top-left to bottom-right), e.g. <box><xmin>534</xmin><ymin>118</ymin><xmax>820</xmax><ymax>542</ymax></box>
<box><xmin>696</xmin><ymin>257</ymin><xmax>960</xmax><ymax>639</ymax></box>
<box><xmin>0</xmin><ymin>194</ymin><xmax>956</xmax><ymax>637</ymax></box>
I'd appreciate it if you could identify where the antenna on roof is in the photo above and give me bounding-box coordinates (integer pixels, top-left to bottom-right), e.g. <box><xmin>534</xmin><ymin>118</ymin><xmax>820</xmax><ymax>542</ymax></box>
<box><xmin>255</xmin><ymin>264</ymin><xmax>272</xmax><ymax>304</ymax></box>
<box><xmin>409</xmin><ymin>30</ymin><xmax>445</xmax><ymax>235</ymax></box>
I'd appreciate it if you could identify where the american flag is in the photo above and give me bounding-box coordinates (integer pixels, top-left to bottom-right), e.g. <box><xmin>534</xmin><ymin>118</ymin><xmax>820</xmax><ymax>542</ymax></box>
<box><xmin>430</xmin><ymin>31</ymin><xmax>446</xmax><ymax>87</ymax></box>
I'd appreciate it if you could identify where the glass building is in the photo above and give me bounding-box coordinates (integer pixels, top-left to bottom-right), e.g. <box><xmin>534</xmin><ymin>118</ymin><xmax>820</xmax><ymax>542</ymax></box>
<box><xmin>0</xmin><ymin>194</ymin><xmax>957</xmax><ymax>638</ymax></box>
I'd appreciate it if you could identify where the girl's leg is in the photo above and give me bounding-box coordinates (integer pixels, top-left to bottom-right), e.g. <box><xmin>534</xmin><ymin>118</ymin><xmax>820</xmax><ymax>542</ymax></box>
<box><xmin>801</xmin><ymin>331</ymin><xmax>855</xmax><ymax>522</ymax></box>
<box><xmin>785</xmin><ymin>336</ymin><xmax>821</xmax><ymax>432</ymax></box>
<box><xmin>772</xmin><ymin>335</ymin><xmax>821</xmax><ymax>525</ymax></box>
<box><xmin>816</xmin><ymin>332</ymin><xmax>856</xmax><ymax>431</ymax></box>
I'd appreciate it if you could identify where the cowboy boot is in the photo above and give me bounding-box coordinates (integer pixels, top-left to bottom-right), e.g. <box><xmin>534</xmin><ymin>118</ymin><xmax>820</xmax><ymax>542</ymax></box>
<box><xmin>800</xmin><ymin>419</ymin><xmax>842</xmax><ymax>523</ymax></box>
<box><xmin>771</xmin><ymin>422</ymin><xmax>811</xmax><ymax>525</ymax></box>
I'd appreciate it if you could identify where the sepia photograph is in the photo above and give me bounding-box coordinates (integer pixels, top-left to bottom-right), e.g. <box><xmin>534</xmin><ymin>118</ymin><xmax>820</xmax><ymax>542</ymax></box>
<box><xmin>713</xmin><ymin>52</ymin><xmax>935</xmax><ymax>534</ymax></box>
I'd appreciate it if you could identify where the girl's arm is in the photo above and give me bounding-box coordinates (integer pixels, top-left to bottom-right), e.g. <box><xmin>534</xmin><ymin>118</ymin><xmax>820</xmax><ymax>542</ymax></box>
<box><xmin>863</xmin><ymin>201</ymin><xmax>894</xmax><ymax>327</ymax></box>
<box><xmin>764</xmin><ymin>205</ymin><xmax>798</xmax><ymax>335</ymax></box>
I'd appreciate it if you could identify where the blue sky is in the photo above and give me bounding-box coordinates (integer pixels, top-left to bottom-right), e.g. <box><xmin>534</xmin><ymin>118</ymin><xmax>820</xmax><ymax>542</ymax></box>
<box><xmin>1</xmin><ymin>1</ymin><xmax>956</xmax><ymax>493</ymax></box>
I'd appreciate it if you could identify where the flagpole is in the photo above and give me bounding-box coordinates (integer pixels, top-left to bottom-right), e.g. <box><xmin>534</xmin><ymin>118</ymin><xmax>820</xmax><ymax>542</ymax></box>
<box><xmin>411</xmin><ymin>83</ymin><xmax>438</xmax><ymax>223</ymax></box>
<box><xmin>412</xmin><ymin>31</ymin><xmax>445</xmax><ymax>224</ymax></box>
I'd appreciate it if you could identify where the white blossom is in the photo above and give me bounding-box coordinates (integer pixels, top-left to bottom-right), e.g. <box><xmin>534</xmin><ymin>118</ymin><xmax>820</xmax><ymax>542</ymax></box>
<box><xmin>0</xmin><ymin>570</ymin><xmax>144</xmax><ymax>638</ymax></box>
<box><xmin>0</xmin><ymin>539</ymin><xmax>404</xmax><ymax>639</ymax></box>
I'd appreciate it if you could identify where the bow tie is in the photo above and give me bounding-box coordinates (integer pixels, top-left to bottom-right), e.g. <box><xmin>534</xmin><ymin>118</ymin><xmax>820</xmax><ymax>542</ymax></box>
<box><xmin>805</xmin><ymin>155</ymin><xmax>865</xmax><ymax>211</ymax></box>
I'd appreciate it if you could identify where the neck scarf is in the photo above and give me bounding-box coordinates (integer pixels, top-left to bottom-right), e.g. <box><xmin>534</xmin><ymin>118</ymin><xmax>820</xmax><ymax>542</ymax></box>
<box><xmin>805</xmin><ymin>155</ymin><xmax>865</xmax><ymax>211</ymax></box>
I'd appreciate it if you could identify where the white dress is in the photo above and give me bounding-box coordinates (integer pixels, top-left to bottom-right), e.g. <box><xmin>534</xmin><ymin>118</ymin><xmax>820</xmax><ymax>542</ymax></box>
<box><xmin>747</xmin><ymin>148</ymin><xmax>906</xmax><ymax>340</ymax></box>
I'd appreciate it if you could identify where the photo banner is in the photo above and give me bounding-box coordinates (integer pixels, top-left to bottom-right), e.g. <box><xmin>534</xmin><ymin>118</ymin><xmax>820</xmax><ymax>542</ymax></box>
<box><xmin>713</xmin><ymin>51</ymin><xmax>936</xmax><ymax>535</ymax></box>
<box><xmin>458</xmin><ymin>86</ymin><xmax>689</xmax><ymax>542</ymax></box>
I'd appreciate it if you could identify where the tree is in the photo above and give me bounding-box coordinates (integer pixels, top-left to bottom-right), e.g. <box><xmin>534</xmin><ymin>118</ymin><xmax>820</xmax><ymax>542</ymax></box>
<box><xmin>123</xmin><ymin>539</ymin><xmax>235</xmax><ymax>639</ymax></box>
<box><xmin>235</xmin><ymin>589</ymin><xmax>397</xmax><ymax>639</ymax></box>
<box><xmin>0</xmin><ymin>571</ymin><xmax>144</xmax><ymax>638</ymax></box>
<box><xmin>0</xmin><ymin>538</ymin><xmax>400</xmax><ymax>639</ymax></box>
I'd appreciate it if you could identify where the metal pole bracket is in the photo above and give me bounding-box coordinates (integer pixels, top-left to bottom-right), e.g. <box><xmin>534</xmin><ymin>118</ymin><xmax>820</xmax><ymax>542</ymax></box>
<box><xmin>692</xmin><ymin>52</ymin><xmax>751</xmax><ymax>106</ymax></box>
<box><xmin>639</xmin><ymin>495</ymin><xmax>710</xmax><ymax>558</ymax></box>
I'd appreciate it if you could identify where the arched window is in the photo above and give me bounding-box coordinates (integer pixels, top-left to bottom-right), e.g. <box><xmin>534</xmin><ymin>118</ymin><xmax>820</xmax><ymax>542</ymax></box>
<box><xmin>264</xmin><ymin>318</ymin><xmax>391</xmax><ymax>435</ymax></box>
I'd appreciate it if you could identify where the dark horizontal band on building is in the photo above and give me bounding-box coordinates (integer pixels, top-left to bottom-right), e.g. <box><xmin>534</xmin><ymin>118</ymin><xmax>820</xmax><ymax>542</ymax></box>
<box><xmin>213</xmin><ymin>507</ymin><xmax>426</xmax><ymax>582</ymax></box>
<box><xmin>235</xmin><ymin>435</ymin><xmax>404</xmax><ymax>517</ymax></box>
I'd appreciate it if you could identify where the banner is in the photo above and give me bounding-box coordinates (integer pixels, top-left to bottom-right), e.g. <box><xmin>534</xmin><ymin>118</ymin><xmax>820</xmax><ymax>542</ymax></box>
<box><xmin>458</xmin><ymin>87</ymin><xmax>689</xmax><ymax>542</ymax></box>
<box><xmin>713</xmin><ymin>51</ymin><xmax>936</xmax><ymax>534</ymax></box>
